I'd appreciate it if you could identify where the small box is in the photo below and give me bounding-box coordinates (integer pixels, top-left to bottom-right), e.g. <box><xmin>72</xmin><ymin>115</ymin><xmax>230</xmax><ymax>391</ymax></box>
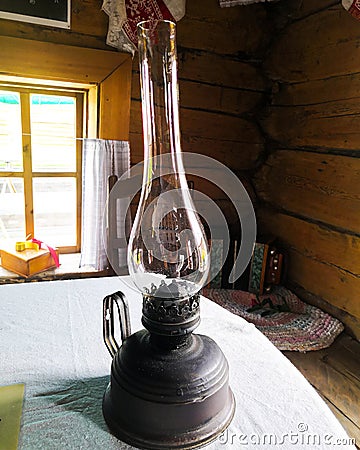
<box><xmin>0</xmin><ymin>247</ymin><xmax>59</xmax><ymax>277</ymax></box>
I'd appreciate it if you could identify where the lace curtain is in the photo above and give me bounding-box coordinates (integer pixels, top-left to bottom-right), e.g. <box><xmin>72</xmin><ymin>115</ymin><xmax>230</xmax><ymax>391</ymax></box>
<box><xmin>80</xmin><ymin>139</ymin><xmax>130</xmax><ymax>271</ymax></box>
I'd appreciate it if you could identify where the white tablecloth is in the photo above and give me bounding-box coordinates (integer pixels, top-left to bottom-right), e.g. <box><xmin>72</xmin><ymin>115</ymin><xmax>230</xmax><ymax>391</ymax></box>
<box><xmin>0</xmin><ymin>277</ymin><xmax>355</xmax><ymax>449</ymax></box>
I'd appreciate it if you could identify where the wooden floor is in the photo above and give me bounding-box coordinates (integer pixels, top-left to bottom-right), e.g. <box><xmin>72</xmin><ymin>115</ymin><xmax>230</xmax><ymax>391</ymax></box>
<box><xmin>283</xmin><ymin>333</ymin><xmax>360</xmax><ymax>448</ymax></box>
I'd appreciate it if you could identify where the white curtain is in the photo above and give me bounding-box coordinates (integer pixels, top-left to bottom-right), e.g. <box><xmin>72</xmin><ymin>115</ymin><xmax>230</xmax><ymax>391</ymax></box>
<box><xmin>80</xmin><ymin>139</ymin><xmax>130</xmax><ymax>271</ymax></box>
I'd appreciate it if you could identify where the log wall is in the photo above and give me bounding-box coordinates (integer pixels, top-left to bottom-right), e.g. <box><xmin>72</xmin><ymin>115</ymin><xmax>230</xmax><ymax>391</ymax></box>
<box><xmin>130</xmin><ymin>1</ymin><xmax>270</xmax><ymax>226</ymax></box>
<box><xmin>0</xmin><ymin>0</ymin><xmax>270</xmax><ymax>229</ymax></box>
<box><xmin>255</xmin><ymin>0</ymin><xmax>360</xmax><ymax>338</ymax></box>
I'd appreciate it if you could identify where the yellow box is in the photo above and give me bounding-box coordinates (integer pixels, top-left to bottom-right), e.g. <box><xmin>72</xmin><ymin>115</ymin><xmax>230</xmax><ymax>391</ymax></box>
<box><xmin>0</xmin><ymin>247</ymin><xmax>59</xmax><ymax>277</ymax></box>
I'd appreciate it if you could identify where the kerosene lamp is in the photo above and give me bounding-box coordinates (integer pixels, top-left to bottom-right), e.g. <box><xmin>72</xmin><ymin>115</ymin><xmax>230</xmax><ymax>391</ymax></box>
<box><xmin>102</xmin><ymin>20</ymin><xmax>235</xmax><ymax>449</ymax></box>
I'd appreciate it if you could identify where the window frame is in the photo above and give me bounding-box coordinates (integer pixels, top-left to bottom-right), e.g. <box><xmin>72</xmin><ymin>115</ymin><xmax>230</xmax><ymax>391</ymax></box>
<box><xmin>0</xmin><ymin>84</ymin><xmax>85</xmax><ymax>253</ymax></box>
<box><xmin>0</xmin><ymin>35</ymin><xmax>132</xmax><ymax>255</ymax></box>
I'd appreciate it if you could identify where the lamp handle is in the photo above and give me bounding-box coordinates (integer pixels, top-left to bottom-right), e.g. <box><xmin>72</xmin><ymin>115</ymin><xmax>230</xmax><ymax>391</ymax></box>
<box><xmin>103</xmin><ymin>291</ymin><xmax>131</xmax><ymax>358</ymax></box>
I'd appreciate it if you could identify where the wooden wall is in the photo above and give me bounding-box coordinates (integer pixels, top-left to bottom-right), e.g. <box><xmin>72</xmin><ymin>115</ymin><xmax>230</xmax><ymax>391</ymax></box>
<box><xmin>0</xmin><ymin>0</ymin><xmax>110</xmax><ymax>50</ymax></box>
<box><xmin>130</xmin><ymin>1</ymin><xmax>269</xmax><ymax>169</ymax></box>
<box><xmin>0</xmin><ymin>0</ymin><xmax>271</xmax><ymax>174</ymax></box>
<box><xmin>255</xmin><ymin>0</ymin><xmax>360</xmax><ymax>338</ymax></box>
<box><xmin>129</xmin><ymin>0</ymin><xmax>270</xmax><ymax>226</ymax></box>
<box><xmin>0</xmin><ymin>0</ymin><xmax>270</xmax><ymax>229</ymax></box>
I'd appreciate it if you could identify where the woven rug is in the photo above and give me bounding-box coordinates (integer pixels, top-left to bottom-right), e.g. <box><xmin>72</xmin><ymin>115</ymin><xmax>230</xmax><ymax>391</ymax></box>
<box><xmin>202</xmin><ymin>286</ymin><xmax>344</xmax><ymax>352</ymax></box>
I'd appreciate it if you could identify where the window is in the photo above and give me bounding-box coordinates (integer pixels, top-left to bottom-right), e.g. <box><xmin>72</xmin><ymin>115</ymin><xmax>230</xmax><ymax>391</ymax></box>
<box><xmin>0</xmin><ymin>85</ymin><xmax>84</xmax><ymax>252</ymax></box>
<box><xmin>0</xmin><ymin>35</ymin><xmax>132</xmax><ymax>265</ymax></box>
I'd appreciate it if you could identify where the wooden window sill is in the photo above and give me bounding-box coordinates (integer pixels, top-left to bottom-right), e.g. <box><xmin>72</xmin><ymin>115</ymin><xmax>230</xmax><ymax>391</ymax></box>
<box><xmin>0</xmin><ymin>253</ymin><xmax>114</xmax><ymax>284</ymax></box>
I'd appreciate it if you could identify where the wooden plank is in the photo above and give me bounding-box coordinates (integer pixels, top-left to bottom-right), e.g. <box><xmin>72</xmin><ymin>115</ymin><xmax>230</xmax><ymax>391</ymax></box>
<box><xmin>290</xmin><ymin>0</ymin><xmax>340</xmax><ymax>19</ymax></box>
<box><xmin>130</xmin><ymin>131</ymin><xmax>262</xmax><ymax>171</ymax></box>
<box><xmin>272</xmin><ymin>74</ymin><xmax>360</xmax><ymax>107</ymax></box>
<box><xmin>130</xmin><ymin>102</ymin><xmax>263</xmax><ymax>143</ymax></box>
<box><xmin>257</xmin><ymin>208</ymin><xmax>360</xmax><ymax>277</ymax></box>
<box><xmin>129</xmin><ymin>99</ymin><xmax>264</xmax><ymax>170</ymax></box>
<box><xmin>87</xmin><ymin>85</ymin><xmax>98</xmax><ymax>138</ymax></box>
<box><xmin>284</xmin><ymin>339</ymin><xmax>360</xmax><ymax>444</ymax></box>
<box><xmin>265</xmin><ymin>76</ymin><xmax>360</xmax><ymax>151</ymax></box>
<box><xmin>284</xmin><ymin>345</ymin><xmax>360</xmax><ymax>428</ymax></box>
<box><xmin>70</xmin><ymin>0</ymin><xmax>108</xmax><ymax>38</ymax></box>
<box><xmin>180</xmin><ymin>108</ymin><xmax>263</xmax><ymax>143</ymax></box>
<box><xmin>99</xmin><ymin>57</ymin><xmax>132</xmax><ymax>140</ymax></box>
<box><xmin>325</xmin><ymin>339</ymin><xmax>360</xmax><ymax>386</ymax></box>
<box><xmin>75</xmin><ymin>93</ymin><xmax>83</xmax><ymax>252</ymax></box>
<box><xmin>269</xmin><ymin>0</ymin><xmax>339</xmax><ymax>22</ymax></box>
<box><xmin>263</xmin><ymin>100</ymin><xmax>360</xmax><ymax>150</ymax></box>
<box><xmin>339</xmin><ymin>333</ymin><xmax>360</xmax><ymax>359</ymax></box>
<box><xmin>20</xmin><ymin>93</ymin><xmax>34</xmax><ymax>240</ymax></box>
<box><xmin>179</xmin><ymin>81</ymin><xmax>263</xmax><ymax>115</ymax></box>
<box><xmin>131</xmin><ymin>72</ymin><xmax>263</xmax><ymax>116</ymax></box>
<box><xmin>179</xmin><ymin>50</ymin><xmax>266</xmax><ymax>91</ymax></box>
<box><xmin>265</xmin><ymin>5</ymin><xmax>360</xmax><ymax>82</ymax></box>
<box><xmin>287</xmin><ymin>248</ymin><xmax>360</xmax><ymax>320</ymax></box>
<box><xmin>254</xmin><ymin>150</ymin><xmax>360</xmax><ymax>233</ymax></box>
<box><xmin>319</xmin><ymin>394</ymin><xmax>360</xmax><ymax>448</ymax></box>
<box><xmin>0</xmin><ymin>20</ymin><xmax>110</xmax><ymax>51</ymax></box>
<box><xmin>177</xmin><ymin>8</ymin><xmax>268</xmax><ymax>56</ymax></box>
<box><xmin>181</xmin><ymin>136</ymin><xmax>262</xmax><ymax>170</ymax></box>
<box><xmin>0</xmin><ymin>35</ymin><xmax>129</xmax><ymax>84</ymax></box>
<box><xmin>218</xmin><ymin>87</ymin><xmax>263</xmax><ymax>116</ymax></box>
<box><xmin>186</xmin><ymin>0</ymin><xmax>266</xmax><ymax>24</ymax></box>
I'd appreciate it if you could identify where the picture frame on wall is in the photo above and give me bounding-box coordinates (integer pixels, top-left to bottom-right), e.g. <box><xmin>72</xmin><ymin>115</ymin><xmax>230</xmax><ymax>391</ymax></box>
<box><xmin>0</xmin><ymin>0</ymin><xmax>71</xmax><ymax>29</ymax></box>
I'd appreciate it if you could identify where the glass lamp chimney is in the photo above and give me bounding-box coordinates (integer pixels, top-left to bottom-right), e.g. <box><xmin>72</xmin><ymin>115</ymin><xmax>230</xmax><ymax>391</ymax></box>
<box><xmin>128</xmin><ymin>20</ymin><xmax>209</xmax><ymax>299</ymax></box>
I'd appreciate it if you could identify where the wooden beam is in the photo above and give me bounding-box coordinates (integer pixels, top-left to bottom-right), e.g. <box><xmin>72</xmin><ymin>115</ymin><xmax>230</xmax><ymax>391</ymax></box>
<box><xmin>265</xmin><ymin>5</ymin><xmax>360</xmax><ymax>82</ymax></box>
<box><xmin>130</xmin><ymin>101</ymin><xmax>264</xmax><ymax>143</ymax></box>
<box><xmin>75</xmin><ymin>92</ymin><xmax>84</xmax><ymax>252</ymax></box>
<box><xmin>178</xmin><ymin>51</ymin><xmax>266</xmax><ymax>91</ymax></box>
<box><xmin>287</xmin><ymin>249</ymin><xmax>360</xmax><ymax>320</ymax></box>
<box><xmin>0</xmin><ymin>35</ymin><xmax>130</xmax><ymax>84</ymax></box>
<box><xmin>284</xmin><ymin>335</ymin><xmax>360</xmax><ymax>430</ymax></box>
<box><xmin>271</xmin><ymin>74</ymin><xmax>360</xmax><ymax>107</ymax></box>
<box><xmin>268</xmin><ymin>0</ymin><xmax>339</xmax><ymax>22</ymax></box>
<box><xmin>99</xmin><ymin>57</ymin><xmax>132</xmax><ymax>141</ymax></box>
<box><xmin>20</xmin><ymin>93</ymin><xmax>34</xmax><ymax>239</ymax></box>
<box><xmin>129</xmin><ymin>132</ymin><xmax>263</xmax><ymax>171</ymax></box>
<box><xmin>131</xmin><ymin>71</ymin><xmax>264</xmax><ymax>116</ymax></box>
<box><xmin>254</xmin><ymin>150</ymin><xmax>360</xmax><ymax>234</ymax></box>
<box><xmin>263</xmin><ymin>101</ymin><xmax>360</xmax><ymax>151</ymax></box>
<box><xmin>177</xmin><ymin>7</ymin><xmax>268</xmax><ymax>56</ymax></box>
<box><xmin>257</xmin><ymin>208</ymin><xmax>360</xmax><ymax>277</ymax></box>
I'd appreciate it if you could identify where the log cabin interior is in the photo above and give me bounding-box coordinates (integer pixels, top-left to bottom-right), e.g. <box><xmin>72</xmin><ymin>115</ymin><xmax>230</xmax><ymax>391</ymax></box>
<box><xmin>0</xmin><ymin>0</ymin><xmax>359</xmax><ymax>448</ymax></box>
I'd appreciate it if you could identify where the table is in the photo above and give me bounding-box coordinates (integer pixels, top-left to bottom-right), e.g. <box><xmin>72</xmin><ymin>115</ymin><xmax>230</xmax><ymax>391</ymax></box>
<box><xmin>0</xmin><ymin>277</ymin><xmax>356</xmax><ymax>449</ymax></box>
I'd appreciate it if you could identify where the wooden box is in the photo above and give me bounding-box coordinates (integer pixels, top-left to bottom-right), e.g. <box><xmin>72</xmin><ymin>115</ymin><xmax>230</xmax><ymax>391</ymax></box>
<box><xmin>0</xmin><ymin>247</ymin><xmax>59</xmax><ymax>277</ymax></box>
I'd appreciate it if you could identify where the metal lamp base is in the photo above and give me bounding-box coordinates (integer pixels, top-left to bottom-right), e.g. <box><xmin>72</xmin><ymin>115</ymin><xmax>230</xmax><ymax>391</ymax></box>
<box><xmin>103</xmin><ymin>329</ymin><xmax>235</xmax><ymax>449</ymax></box>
